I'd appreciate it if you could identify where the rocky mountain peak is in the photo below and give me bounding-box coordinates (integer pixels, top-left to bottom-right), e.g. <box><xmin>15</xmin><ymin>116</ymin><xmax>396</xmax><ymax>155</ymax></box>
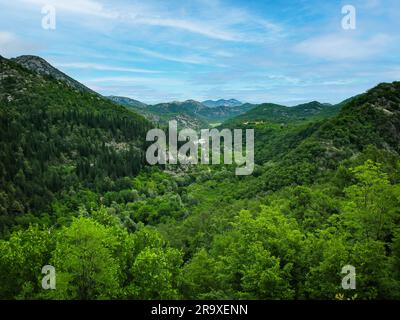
<box><xmin>11</xmin><ymin>55</ymin><xmax>97</xmax><ymax>95</ymax></box>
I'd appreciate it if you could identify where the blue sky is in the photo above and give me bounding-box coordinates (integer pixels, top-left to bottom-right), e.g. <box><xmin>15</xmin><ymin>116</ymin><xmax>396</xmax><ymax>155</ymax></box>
<box><xmin>0</xmin><ymin>0</ymin><xmax>399</xmax><ymax>105</ymax></box>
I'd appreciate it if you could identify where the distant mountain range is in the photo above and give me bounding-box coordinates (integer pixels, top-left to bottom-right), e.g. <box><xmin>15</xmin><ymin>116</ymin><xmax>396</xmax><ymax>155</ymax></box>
<box><xmin>202</xmin><ymin>99</ymin><xmax>243</xmax><ymax>108</ymax></box>
<box><xmin>7</xmin><ymin>55</ymin><xmax>346</xmax><ymax>131</ymax></box>
<box><xmin>6</xmin><ymin>55</ymin><xmax>253</xmax><ymax>130</ymax></box>
<box><xmin>107</xmin><ymin>96</ymin><xmax>254</xmax><ymax>129</ymax></box>
<box><xmin>107</xmin><ymin>96</ymin><xmax>345</xmax><ymax>130</ymax></box>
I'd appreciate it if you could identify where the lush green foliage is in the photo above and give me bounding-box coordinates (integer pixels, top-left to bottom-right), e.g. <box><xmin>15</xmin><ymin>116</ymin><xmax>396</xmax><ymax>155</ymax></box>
<box><xmin>1</xmin><ymin>156</ymin><xmax>400</xmax><ymax>300</ymax></box>
<box><xmin>223</xmin><ymin>101</ymin><xmax>341</xmax><ymax>127</ymax></box>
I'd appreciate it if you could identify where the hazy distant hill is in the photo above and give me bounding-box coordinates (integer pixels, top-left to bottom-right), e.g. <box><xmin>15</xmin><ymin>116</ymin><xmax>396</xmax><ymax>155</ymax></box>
<box><xmin>224</xmin><ymin>101</ymin><xmax>341</xmax><ymax>127</ymax></box>
<box><xmin>146</xmin><ymin>100</ymin><xmax>209</xmax><ymax>129</ymax></box>
<box><xmin>110</xmin><ymin>97</ymin><xmax>256</xmax><ymax>129</ymax></box>
<box><xmin>202</xmin><ymin>99</ymin><xmax>243</xmax><ymax>108</ymax></box>
<box><xmin>148</xmin><ymin>100</ymin><xmax>254</xmax><ymax>124</ymax></box>
<box><xmin>202</xmin><ymin>103</ymin><xmax>255</xmax><ymax>123</ymax></box>
<box><xmin>107</xmin><ymin>96</ymin><xmax>148</xmax><ymax>109</ymax></box>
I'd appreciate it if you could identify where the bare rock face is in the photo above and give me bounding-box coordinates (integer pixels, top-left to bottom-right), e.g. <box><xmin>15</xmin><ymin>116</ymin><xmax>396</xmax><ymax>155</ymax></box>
<box><xmin>108</xmin><ymin>96</ymin><xmax>148</xmax><ymax>109</ymax></box>
<box><xmin>11</xmin><ymin>55</ymin><xmax>97</xmax><ymax>95</ymax></box>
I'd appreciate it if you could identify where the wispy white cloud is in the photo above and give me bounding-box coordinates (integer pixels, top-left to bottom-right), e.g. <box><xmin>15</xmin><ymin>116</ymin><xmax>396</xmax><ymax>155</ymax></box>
<box><xmin>22</xmin><ymin>0</ymin><xmax>119</xmax><ymax>19</ymax></box>
<box><xmin>362</xmin><ymin>0</ymin><xmax>381</xmax><ymax>9</ymax></box>
<box><xmin>20</xmin><ymin>0</ymin><xmax>283</xmax><ymax>43</ymax></box>
<box><xmin>130</xmin><ymin>47</ymin><xmax>220</xmax><ymax>66</ymax></box>
<box><xmin>266</xmin><ymin>74</ymin><xmax>301</xmax><ymax>85</ymax></box>
<box><xmin>127</xmin><ymin>0</ymin><xmax>284</xmax><ymax>43</ymax></box>
<box><xmin>133</xmin><ymin>17</ymin><xmax>239</xmax><ymax>42</ymax></box>
<box><xmin>0</xmin><ymin>31</ymin><xmax>38</xmax><ymax>57</ymax></box>
<box><xmin>86</xmin><ymin>76</ymin><xmax>185</xmax><ymax>86</ymax></box>
<box><xmin>294</xmin><ymin>33</ymin><xmax>392</xmax><ymax>60</ymax></box>
<box><xmin>130</xmin><ymin>16</ymin><xmax>280</xmax><ymax>43</ymax></box>
<box><xmin>0</xmin><ymin>31</ymin><xmax>15</xmax><ymax>48</ymax></box>
<box><xmin>320</xmin><ymin>79</ymin><xmax>358</xmax><ymax>86</ymax></box>
<box><xmin>53</xmin><ymin>62</ymin><xmax>160</xmax><ymax>74</ymax></box>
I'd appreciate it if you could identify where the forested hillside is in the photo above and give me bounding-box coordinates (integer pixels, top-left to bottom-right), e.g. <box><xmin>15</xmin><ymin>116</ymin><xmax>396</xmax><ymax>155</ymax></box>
<box><xmin>224</xmin><ymin>101</ymin><xmax>341</xmax><ymax>127</ymax></box>
<box><xmin>0</xmin><ymin>56</ymin><xmax>151</xmax><ymax>235</ymax></box>
<box><xmin>1</xmin><ymin>55</ymin><xmax>400</xmax><ymax>300</ymax></box>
